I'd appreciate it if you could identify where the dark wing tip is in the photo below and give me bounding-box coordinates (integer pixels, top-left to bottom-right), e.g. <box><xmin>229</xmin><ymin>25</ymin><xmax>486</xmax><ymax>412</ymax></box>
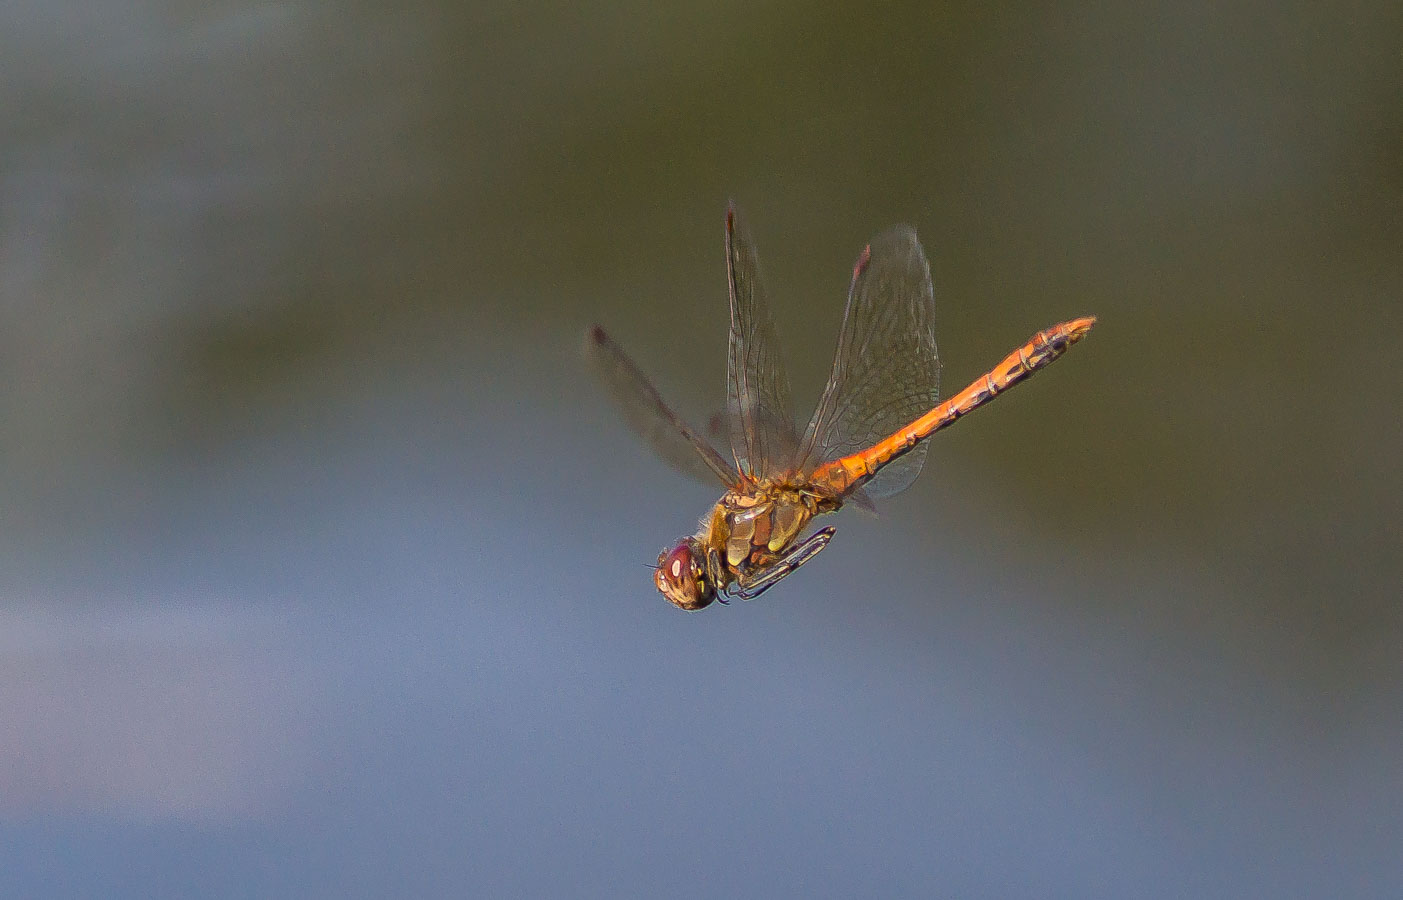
<box><xmin>583</xmin><ymin>325</ymin><xmax>615</xmax><ymax>364</ymax></box>
<box><xmin>853</xmin><ymin>244</ymin><xmax>873</xmax><ymax>280</ymax></box>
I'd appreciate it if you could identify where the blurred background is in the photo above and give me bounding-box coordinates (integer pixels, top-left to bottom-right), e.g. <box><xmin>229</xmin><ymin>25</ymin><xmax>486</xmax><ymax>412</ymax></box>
<box><xmin>2</xmin><ymin>1</ymin><xmax>1399</xmax><ymax>896</ymax></box>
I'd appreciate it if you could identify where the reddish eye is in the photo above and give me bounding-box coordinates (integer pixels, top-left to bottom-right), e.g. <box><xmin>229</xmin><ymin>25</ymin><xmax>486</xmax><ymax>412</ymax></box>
<box><xmin>661</xmin><ymin>544</ymin><xmax>693</xmax><ymax>584</ymax></box>
<box><xmin>654</xmin><ymin>542</ymin><xmax>713</xmax><ymax>610</ymax></box>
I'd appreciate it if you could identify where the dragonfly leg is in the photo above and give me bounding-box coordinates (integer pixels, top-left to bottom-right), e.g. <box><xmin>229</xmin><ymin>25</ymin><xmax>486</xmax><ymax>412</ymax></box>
<box><xmin>705</xmin><ymin>545</ymin><xmax>729</xmax><ymax>604</ymax></box>
<box><xmin>731</xmin><ymin>526</ymin><xmax>836</xmax><ymax>601</ymax></box>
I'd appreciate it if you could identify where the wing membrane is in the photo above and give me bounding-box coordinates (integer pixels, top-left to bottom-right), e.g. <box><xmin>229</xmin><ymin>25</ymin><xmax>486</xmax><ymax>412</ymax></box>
<box><xmin>585</xmin><ymin>325</ymin><xmax>739</xmax><ymax>487</ymax></box>
<box><xmin>799</xmin><ymin>227</ymin><xmax>940</xmax><ymax>499</ymax></box>
<box><xmin>725</xmin><ymin>204</ymin><xmax>801</xmax><ymax>480</ymax></box>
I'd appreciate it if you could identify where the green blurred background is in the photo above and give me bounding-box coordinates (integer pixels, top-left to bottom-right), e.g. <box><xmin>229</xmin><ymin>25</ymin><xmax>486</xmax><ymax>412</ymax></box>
<box><xmin>2</xmin><ymin>1</ymin><xmax>1399</xmax><ymax>896</ymax></box>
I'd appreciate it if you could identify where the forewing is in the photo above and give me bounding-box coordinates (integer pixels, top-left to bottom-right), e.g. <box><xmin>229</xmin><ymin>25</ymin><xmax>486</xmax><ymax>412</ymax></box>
<box><xmin>585</xmin><ymin>325</ymin><xmax>739</xmax><ymax>488</ymax></box>
<box><xmin>799</xmin><ymin>227</ymin><xmax>940</xmax><ymax>499</ymax></box>
<box><xmin>725</xmin><ymin>204</ymin><xmax>802</xmax><ymax>480</ymax></box>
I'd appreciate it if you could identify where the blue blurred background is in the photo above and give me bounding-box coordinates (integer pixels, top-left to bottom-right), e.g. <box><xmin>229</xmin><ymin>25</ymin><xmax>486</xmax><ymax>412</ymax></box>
<box><xmin>2</xmin><ymin>2</ymin><xmax>1400</xmax><ymax>896</ymax></box>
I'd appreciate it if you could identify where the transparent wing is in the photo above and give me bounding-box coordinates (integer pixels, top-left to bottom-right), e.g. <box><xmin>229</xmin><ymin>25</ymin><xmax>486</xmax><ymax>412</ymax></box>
<box><xmin>725</xmin><ymin>204</ymin><xmax>801</xmax><ymax>481</ymax></box>
<box><xmin>585</xmin><ymin>325</ymin><xmax>739</xmax><ymax>488</ymax></box>
<box><xmin>799</xmin><ymin>227</ymin><xmax>940</xmax><ymax>500</ymax></box>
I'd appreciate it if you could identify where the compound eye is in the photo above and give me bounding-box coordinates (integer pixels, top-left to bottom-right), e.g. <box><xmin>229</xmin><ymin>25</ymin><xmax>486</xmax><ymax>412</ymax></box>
<box><xmin>660</xmin><ymin>544</ymin><xmax>694</xmax><ymax>586</ymax></box>
<box><xmin>655</xmin><ymin>543</ymin><xmax>713</xmax><ymax>610</ymax></box>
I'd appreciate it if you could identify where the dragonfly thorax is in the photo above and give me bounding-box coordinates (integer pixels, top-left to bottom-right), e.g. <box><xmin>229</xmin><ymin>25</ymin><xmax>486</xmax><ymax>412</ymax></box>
<box><xmin>718</xmin><ymin>490</ymin><xmax>814</xmax><ymax>572</ymax></box>
<box><xmin>713</xmin><ymin>484</ymin><xmax>836</xmax><ymax>573</ymax></box>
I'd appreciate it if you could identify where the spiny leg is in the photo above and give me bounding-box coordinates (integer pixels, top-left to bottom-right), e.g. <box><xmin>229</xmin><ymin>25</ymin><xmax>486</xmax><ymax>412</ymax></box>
<box><xmin>731</xmin><ymin>527</ymin><xmax>836</xmax><ymax>601</ymax></box>
<box><xmin>705</xmin><ymin>545</ymin><xmax>730</xmax><ymax>605</ymax></box>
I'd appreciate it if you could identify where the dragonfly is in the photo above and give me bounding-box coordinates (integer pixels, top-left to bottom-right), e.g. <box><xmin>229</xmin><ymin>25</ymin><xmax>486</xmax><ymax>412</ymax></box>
<box><xmin>587</xmin><ymin>205</ymin><xmax>1096</xmax><ymax>610</ymax></box>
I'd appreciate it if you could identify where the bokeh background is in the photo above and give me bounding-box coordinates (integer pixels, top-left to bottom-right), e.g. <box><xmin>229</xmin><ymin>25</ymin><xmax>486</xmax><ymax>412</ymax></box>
<box><xmin>3</xmin><ymin>1</ymin><xmax>1400</xmax><ymax>896</ymax></box>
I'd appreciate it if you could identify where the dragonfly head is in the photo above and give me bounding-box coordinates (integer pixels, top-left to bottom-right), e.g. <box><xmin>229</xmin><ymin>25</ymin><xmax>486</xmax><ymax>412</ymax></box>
<box><xmin>655</xmin><ymin>539</ymin><xmax>715</xmax><ymax>610</ymax></box>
